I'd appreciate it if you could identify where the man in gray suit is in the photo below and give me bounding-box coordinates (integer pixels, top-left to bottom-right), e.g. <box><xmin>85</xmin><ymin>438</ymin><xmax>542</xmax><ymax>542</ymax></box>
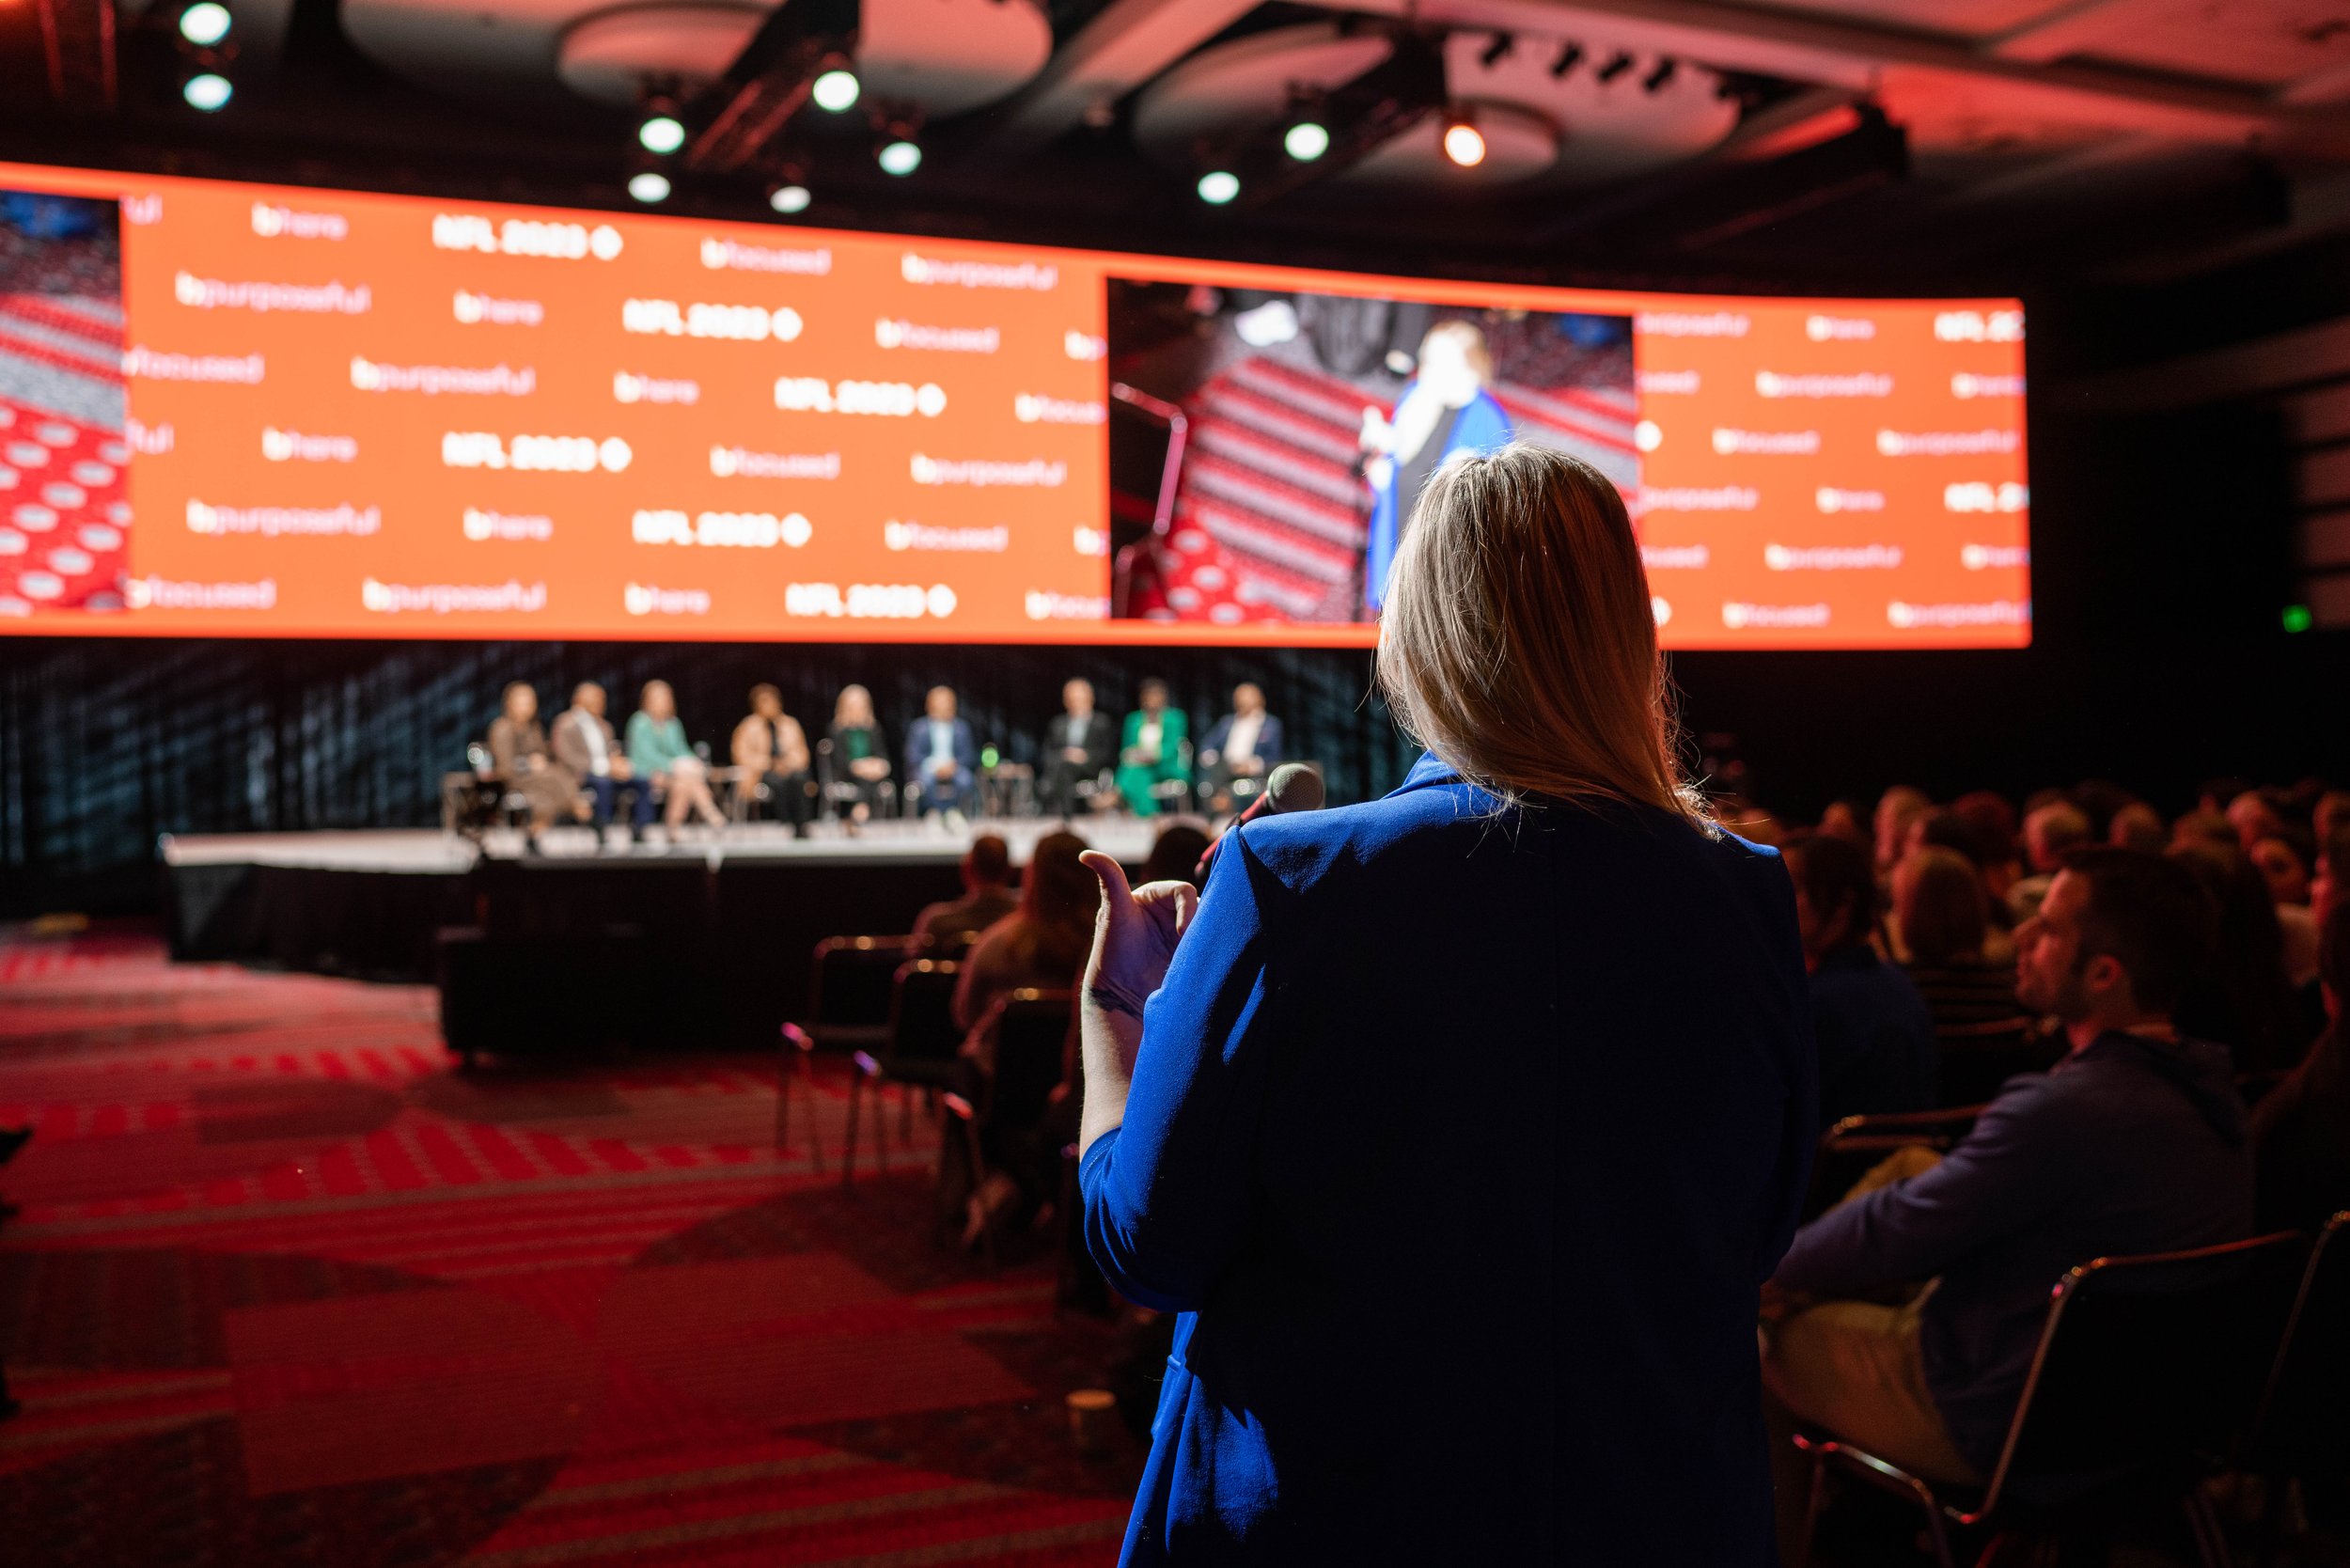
<box><xmin>551</xmin><ymin>682</ymin><xmax>653</xmax><ymax>838</ymax></box>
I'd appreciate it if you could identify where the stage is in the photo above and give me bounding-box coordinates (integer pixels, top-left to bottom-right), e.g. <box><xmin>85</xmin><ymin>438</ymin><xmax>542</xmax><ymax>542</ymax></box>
<box><xmin>160</xmin><ymin>818</ymin><xmax>1167</xmax><ymax>1051</ymax></box>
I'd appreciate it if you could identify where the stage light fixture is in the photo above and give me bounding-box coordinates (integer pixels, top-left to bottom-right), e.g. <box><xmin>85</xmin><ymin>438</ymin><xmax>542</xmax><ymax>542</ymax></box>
<box><xmin>1283</xmin><ymin>119</ymin><xmax>1329</xmax><ymax>162</ymax></box>
<box><xmin>179</xmin><ymin>2</ymin><xmax>231</xmax><ymax>47</ymax></box>
<box><xmin>628</xmin><ymin>170</ymin><xmax>671</xmax><ymax>203</ymax></box>
<box><xmin>769</xmin><ymin>182</ymin><xmax>811</xmax><ymax>213</ymax></box>
<box><xmin>1549</xmin><ymin>41</ymin><xmax>1584</xmax><ymax>78</ymax></box>
<box><xmin>1442</xmin><ymin>114</ymin><xmax>1486</xmax><ymax>168</ymax></box>
<box><xmin>638</xmin><ymin>113</ymin><xmax>686</xmax><ymax>155</ymax></box>
<box><xmin>811</xmin><ymin>67</ymin><xmax>859</xmax><ymax>112</ymax></box>
<box><xmin>1643</xmin><ymin>57</ymin><xmax>1677</xmax><ymax>93</ymax></box>
<box><xmin>1197</xmin><ymin>169</ymin><xmax>1240</xmax><ymax>205</ymax></box>
<box><xmin>1595</xmin><ymin>51</ymin><xmax>1633</xmax><ymax>84</ymax></box>
<box><xmin>182</xmin><ymin>71</ymin><xmax>232</xmax><ymax>111</ymax></box>
<box><xmin>877</xmin><ymin>137</ymin><xmax>921</xmax><ymax>176</ymax></box>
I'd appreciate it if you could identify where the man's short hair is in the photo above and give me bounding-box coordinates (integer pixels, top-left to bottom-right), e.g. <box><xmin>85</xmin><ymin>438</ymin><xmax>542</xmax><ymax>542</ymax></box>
<box><xmin>2058</xmin><ymin>846</ymin><xmax>2217</xmax><ymax>1016</ymax></box>
<box><xmin>1789</xmin><ymin>831</ymin><xmax>1878</xmax><ymax>934</ymax></box>
<box><xmin>966</xmin><ymin>834</ymin><xmax>1010</xmax><ymax>884</ymax></box>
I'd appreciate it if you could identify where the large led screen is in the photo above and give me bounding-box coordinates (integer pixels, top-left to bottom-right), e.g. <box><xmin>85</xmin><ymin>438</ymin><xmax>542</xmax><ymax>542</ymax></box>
<box><xmin>0</xmin><ymin>163</ymin><xmax>2028</xmax><ymax>648</ymax></box>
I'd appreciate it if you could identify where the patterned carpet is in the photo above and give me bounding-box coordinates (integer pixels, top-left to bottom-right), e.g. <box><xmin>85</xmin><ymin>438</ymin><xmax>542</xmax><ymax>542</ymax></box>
<box><xmin>0</xmin><ymin>926</ymin><xmax>1144</xmax><ymax>1567</ymax></box>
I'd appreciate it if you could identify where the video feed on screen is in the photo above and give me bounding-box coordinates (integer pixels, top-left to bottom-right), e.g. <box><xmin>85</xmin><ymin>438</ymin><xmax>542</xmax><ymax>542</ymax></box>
<box><xmin>1106</xmin><ymin>280</ymin><xmax>1636</xmax><ymax>626</ymax></box>
<box><xmin>0</xmin><ymin>188</ymin><xmax>128</xmax><ymax>618</ymax></box>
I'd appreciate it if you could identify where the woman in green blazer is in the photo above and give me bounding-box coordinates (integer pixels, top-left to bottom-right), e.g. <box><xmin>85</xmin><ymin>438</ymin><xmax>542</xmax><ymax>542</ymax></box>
<box><xmin>1116</xmin><ymin>679</ymin><xmax>1189</xmax><ymax>817</ymax></box>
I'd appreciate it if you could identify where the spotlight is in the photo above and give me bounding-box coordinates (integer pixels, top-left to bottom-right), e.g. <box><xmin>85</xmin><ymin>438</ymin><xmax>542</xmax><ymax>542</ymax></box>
<box><xmin>877</xmin><ymin>137</ymin><xmax>921</xmax><ymax>176</ymax></box>
<box><xmin>1595</xmin><ymin>51</ymin><xmax>1634</xmax><ymax>84</ymax></box>
<box><xmin>1441</xmin><ymin>114</ymin><xmax>1485</xmax><ymax>168</ymax></box>
<box><xmin>1283</xmin><ymin>118</ymin><xmax>1329</xmax><ymax>162</ymax></box>
<box><xmin>1479</xmin><ymin>32</ymin><xmax>1514</xmax><ymax>69</ymax></box>
<box><xmin>1549</xmin><ymin>41</ymin><xmax>1584</xmax><ymax>78</ymax></box>
<box><xmin>769</xmin><ymin>182</ymin><xmax>811</xmax><ymax>214</ymax></box>
<box><xmin>628</xmin><ymin>170</ymin><xmax>671</xmax><ymax>203</ymax></box>
<box><xmin>1643</xmin><ymin>57</ymin><xmax>1677</xmax><ymax>93</ymax></box>
<box><xmin>811</xmin><ymin>67</ymin><xmax>859</xmax><ymax>113</ymax></box>
<box><xmin>182</xmin><ymin>72</ymin><xmax>232</xmax><ymax>111</ymax></box>
<box><xmin>1196</xmin><ymin>169</ymin><xmax>1240</xmax><ymax>205</ymax></box>
<box><xmin>178</xmin><ymin>2</ymin><xmax>231</xmax><ymax>47</ymax></box>
<box><xmin>637</xmin><ymin>113</ymin><xmax>686</xmax><ymax>155</ymax></box>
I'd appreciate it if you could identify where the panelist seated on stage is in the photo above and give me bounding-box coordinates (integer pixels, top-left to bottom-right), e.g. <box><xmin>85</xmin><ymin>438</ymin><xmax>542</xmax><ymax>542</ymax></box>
<box><xmin>1764</xmin><ymin>848</ymin><xmax>2254</xmax><ymax>1510</ymax></box>
<box><xmin>484</xmin><ymin>682</ymin><xmax>577</xmax><ymax>847</ymax></box>
<box><xmin>904</xmin><ymin>684</ymin><xmax>977</xmax><ymax>823</ymax></box>
<box><xmin>1038</xmin><ymin>678</ymin><xmax>1117</xmax><ymax>818</ymax></box>
<box><xmin>551</xmin><ymin>682</ymin><xmax>653</xmax><ymax>838</ymax></box>
<box><xmin>824</xmin><ymin>684</ymin><xmax>892</xmax><ymax>824</ymax></box>
<box><xmin>627</xmin><ymin>680</ymin><xmax>727</xmax><ymax>834</ymax></box>
<box><xmin>731</xmin><ymin>683</ymin><xmax>814</xmax><ymax>832</ymax></box>
<box><xmin>1198</xmin><ymin>682</ymin><xmax>1286</xmax><ymax>815</ymax></box>
<box><xmin>1115</xmin><ymin>679</ymin><xmax>1188</xmax><ymax>818</ymax></box>
<box><xmin>915</xmin><ymin>833</ymin><xmax>1019</xmax><ymax>947</ymax></box>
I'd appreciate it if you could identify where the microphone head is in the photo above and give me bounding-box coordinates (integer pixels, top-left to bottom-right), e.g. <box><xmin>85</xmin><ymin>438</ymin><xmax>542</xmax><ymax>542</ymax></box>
<box><xmin>1263</xmin><ymin>761</ymin><xmax>1324</xmax><ymax>814</ymax></box>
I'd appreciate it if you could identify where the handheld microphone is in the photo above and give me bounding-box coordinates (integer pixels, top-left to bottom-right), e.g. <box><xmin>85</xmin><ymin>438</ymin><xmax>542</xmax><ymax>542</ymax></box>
<box><xmin>1194</xmin><ymin>762</ymin><xmax>1324</xmax><ymax>882</ymax></box>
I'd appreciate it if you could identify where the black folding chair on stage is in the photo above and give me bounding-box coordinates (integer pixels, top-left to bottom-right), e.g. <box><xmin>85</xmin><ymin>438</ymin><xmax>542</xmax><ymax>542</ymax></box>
<box><xmin>1790</xmin><ymin>1230</ymin><xmax>2308</xmax><ymax>1568</ymax></box>
<box><xmin>841</xmin><ymin>957</ymin><xmax>963</xmax><ymax>1189</ymax></box>
<box><xmin>943</xmin><ymin>988</ymin><xmax>1073</xmax><ymax>1270</ymax></box>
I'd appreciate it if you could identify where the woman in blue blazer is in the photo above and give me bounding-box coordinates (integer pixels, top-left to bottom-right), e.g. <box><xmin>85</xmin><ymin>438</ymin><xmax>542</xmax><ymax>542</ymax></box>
<box><xmin>1076</xmin><ymin>445</ymin><xmax>1816</xmax><ymax>1564</ymax></box>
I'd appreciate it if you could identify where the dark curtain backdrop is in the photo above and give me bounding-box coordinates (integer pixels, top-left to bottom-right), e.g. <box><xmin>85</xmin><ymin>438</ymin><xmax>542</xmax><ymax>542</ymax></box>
<box><xmin>4</xmin><ymin>400</ymin><xmax>2346</xmax><ymax>918</ymax></box>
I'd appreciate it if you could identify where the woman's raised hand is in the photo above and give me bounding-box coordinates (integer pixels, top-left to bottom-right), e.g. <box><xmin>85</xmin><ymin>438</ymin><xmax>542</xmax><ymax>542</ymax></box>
<box><xmin>1080</xmin><ymin>850</ymin><xmax>1199</xmax><ymax>1024</ymax></box>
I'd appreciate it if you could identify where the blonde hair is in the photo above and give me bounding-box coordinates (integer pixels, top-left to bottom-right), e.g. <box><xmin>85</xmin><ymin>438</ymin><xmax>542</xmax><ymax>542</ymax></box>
<box><xmin>1374</xmin><ymin>443</ymin><xmax>1700</xmax><ymax>823</ymax></box>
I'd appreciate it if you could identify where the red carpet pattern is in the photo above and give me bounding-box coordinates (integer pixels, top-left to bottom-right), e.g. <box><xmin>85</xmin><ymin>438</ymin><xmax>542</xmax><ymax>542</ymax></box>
<box><xmin>0</xmin><ymin>927</ymin><xmax>1142</xmax><ymax>1567</ymax></box>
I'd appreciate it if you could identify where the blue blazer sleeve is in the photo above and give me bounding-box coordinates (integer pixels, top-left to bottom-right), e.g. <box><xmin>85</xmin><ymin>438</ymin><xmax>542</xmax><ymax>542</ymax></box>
<box><xmin>1081</xmin><ymin>826</ymin><xmax>1285</xmax><ymax>1312</ymax></box>
<box><xmin>1200</xmin><ymin>715</ymin><xmax>1232</xmax><ymax>760</ymax></box>
<box><xmin>1259</xmin><ymin>716</ymin><xmax>1286</xmax><ymax>770</ymax></box>
<box><xmin>902</xmin><ymin>725</ymin><xmax>925</xmax><ymax>780</ymax></box>
<box><xmin>956</xmin><ymin>719</ymin><xmax>978</xmax><ymax>772</ymax></box>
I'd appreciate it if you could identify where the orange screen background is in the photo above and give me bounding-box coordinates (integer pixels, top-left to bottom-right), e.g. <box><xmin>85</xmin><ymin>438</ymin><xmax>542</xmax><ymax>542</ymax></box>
<box><xmin>0</xmin><ymin>163</ymin><xmax>2028</xmax><ymax>650</ymax></box>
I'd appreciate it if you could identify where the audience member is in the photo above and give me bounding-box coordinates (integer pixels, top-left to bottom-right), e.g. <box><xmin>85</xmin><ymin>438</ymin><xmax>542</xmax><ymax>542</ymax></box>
<box><xmin>730</xmin><ymin>683</ymin><xmax>813</xmax><ymax>833</ymax></box>
<box><xmin>1786</xmin><ymin>833</ymin><xmax>1938</xmax><ymax>1125</ymax></box>
<box><xmin>1817</xmin><ymin>800</ymin><xmax>1867</xmax><ymax>846</ymax></box>
<box><xmin>627</xmin><ymin>680</ymin><xmax>725</xmax><ymax>834</ymax></box>
<box><xmin>1116</xmin><ymin>678</ymin><xmax>1188</xmax><ymax>816</ymax></box>
<box><xmin>1138</xmin><ymin>819</ymin><xmax>1212</xmax><ymax>888</ymax></box>
<box><xmin>484</xmin><ymin>682</ymin><xmax>574</xmax><ymax>850</ymax></box>
<box><xmin>2007</xmin><ymin>799</ymin><xmax>2092</xmax><ymax>924</ymax></box>
<box><xmin>1893</xmin><ymin>846</ymin><xmax>2023</xmax><ymax>1032</ymax></box>
<box><xmin>1765</xmin><ymin>848</ymin><xmax>2252</xmax><ymax>1501</ymax></box>
<box><xmin>2229</xmin><ymin>789</ymin><xmax>2287</xmax><ymax>854</ymax></box>
<box><xmin>2172</xmin><ymin>807</ymin><xmax>2239</xmax><ymax>851</ymax></box>
<box><xmin>1037</xmin><ymin>678</ymin><xmax>1116</xmax><ymax>818</ymax></box>
<box><xmin>825</xmin><ymin>685</ymin><xmax>891</xmax><ymax>825</ymax></box>
<box><xmin>914</xmin><ymin>834</ymin><xmax>1018</xmax><ymax>946</ymax></box>
<box><xmin>551</xmin><ymin>682</ymin><xmax>652</xmax><ymax>839</ymax></box>
<box><xmin>1198</xmin><ymin>682</ymin><xmax>1285</xmax><ymax>814</ymax></box>
<box><xmin>2108</xmin><ymin>800</ymin><xmax>2167</xmax><ymax>854</ymax></box>
<box><xmin>904</xmin><ymin>685</ymin><xmax>978</xmax><ymax>826</ymax></box>
<box><xmin>2251</xmin><ymin>902</ymin><xmax>2350</xmax><ymax>1235</ymax></box>
<box><xmin>953</xmin><ymin>829</ymin><xmax>1098</xmax><ymax>1038</ymax></box>
<box><xmin>1950</xmin><ymin>791</ymin><xmax>2021</xmax><ymax>905</ymax></box>
<box><xmin>2252</xmin><ymin>829</ymin><xmax>2315</xmax><ymax>907</ymax></box>
<box><xmin>2317</xmin><ymin>790</ymin><xmax>2350</xmax><ymax>851</ymax></box>
<box><xmin>1873</xmin><ymin>786</ymin><xmax>1930</xmax><ymax>878</ymax></box>
<box><xmin>2316</xmin><ymin>822</ymin><xmax>2350</xmax><ymax>927</ymax></box>
<box><xmin>2070</xmin><ymin>778</ymin><xmax>2137</xmax><ymax>842</ymax></box>
<box><xmin>2170</xmin><ymin>840</ymin><xmax>2311</xmax><ymax>1071</ymax></box>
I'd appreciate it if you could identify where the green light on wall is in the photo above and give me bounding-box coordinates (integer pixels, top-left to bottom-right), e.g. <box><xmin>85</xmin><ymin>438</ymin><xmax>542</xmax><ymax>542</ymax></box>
<box><xmin>2282</xmin><ymin>604</ymin><xmax>2314</xmax><ymax>634</ymax></box>
<box><xmin>980</xmin><ymin>745</ymin><xmax>1001</xmax><ymax>769</ymax></box>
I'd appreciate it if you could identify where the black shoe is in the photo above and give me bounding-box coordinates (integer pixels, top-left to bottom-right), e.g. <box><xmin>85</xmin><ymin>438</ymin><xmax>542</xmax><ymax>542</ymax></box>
<box><xmin>0</xmin><ymin>1127</ymin><xmax>30</xmax><ymax>1166</ymax></box>
<box><xmin>524</xmin><ymin>833</ymin><xmax>546</xmax><ymax>857</ymax></box>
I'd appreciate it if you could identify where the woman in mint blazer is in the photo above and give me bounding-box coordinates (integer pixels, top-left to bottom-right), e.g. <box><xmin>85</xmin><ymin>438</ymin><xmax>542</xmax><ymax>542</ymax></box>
<box><xmin>625</xmin><ymin>680</ymin><xmax>726</xmax><ymax>832</ymax></box>
<box><xmin>1116</xmin><ymin>680</ymin><xmax>1189</xmax><ymax>816</ymax></box>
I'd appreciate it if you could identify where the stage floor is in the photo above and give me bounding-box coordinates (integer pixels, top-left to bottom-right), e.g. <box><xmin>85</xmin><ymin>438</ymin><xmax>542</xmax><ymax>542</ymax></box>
<box><xmin>160</xmin><ymin>816</ymin><xmax>1168</xmax><ymax>873</ymax></box>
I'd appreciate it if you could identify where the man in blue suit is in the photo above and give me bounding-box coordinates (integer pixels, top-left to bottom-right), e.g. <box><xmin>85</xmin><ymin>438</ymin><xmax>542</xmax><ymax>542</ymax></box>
<box><xmin>903</xmin><ymin>684</ymin><xmax>977</xmax><ymax>825</ymax></box>
<box><xmin>1198</xmin><ymin>682</ymin><xmax>1286</xmax><ymax>815</ymax></box>
<box><xmin>1362</xmin><ymin>321</ymin><xmax>1512</xmax><ymax>615</ymax></box>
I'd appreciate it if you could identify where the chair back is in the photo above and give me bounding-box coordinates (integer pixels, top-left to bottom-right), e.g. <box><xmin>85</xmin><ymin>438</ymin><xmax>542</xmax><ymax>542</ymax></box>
<box><xmin>884</xmin><ymin>959</ymin><xmax>964</xmax><ymax>1067</ymax></box>
<box><xmin>1806</xmin><ymin>1104</ymin><xmax>1987</xmax><ymax>1221</ymax></box>
<box><xmin>1982</xmin><ymin>1230</ymin><xmax>2306</xmax><ymax>1513</ymax></box>
<box><xmin>808</xmin><ymin>935</ymin><xmax>916</xmax><ymax>1032</ymax></box>
<box><xmin>1935</xmin><ymin>1016</ymin><xmax>2061</xmax><ymax>1108</ymax></box>
<box><xmin>979</xmin><ymin>988</ymin><xmax>1074</xmax><ymax>1133</ymax></box>
<box><xmin>2243</xmin><ymin>1211</ymin><xmax>2350</xmax><ymax>1474</ymax></box>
